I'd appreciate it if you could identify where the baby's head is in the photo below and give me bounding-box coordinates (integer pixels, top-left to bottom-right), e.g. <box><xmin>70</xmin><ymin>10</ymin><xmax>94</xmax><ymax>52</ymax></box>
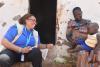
<box><xmin>88</xmin><ymin>23</ymin><xmax>99</xmax><ymax>35</ymax></box>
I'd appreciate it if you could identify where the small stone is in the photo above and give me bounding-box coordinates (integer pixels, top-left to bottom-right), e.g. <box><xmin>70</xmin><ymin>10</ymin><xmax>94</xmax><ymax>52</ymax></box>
<box><xmin>13</xmin><ymin>15</ymin><xmax>21</xmax><ymax>21</ymax></box>
<box><xmin>0</xmin><ymin>2</ymin><xmax>4</xmax><ymax>7</ymax></box>
<box><xmin>2</xmin><ymin>22</ymin><xmax>7</xmax><ymax>27</ymax></box>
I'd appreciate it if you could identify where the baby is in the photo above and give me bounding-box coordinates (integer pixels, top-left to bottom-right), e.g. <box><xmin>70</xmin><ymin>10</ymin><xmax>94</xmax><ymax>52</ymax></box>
<box><xmin>68</xmin><ymin>23</ymin><xmax>99</xmax><ymax>53</ymax></box>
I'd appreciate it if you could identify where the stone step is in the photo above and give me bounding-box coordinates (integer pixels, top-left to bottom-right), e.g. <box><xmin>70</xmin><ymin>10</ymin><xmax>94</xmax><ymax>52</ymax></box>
<box><xmin>12</xmin><ymin>62</ymin><xmax>73</xmax><ymax>67</ymax></box>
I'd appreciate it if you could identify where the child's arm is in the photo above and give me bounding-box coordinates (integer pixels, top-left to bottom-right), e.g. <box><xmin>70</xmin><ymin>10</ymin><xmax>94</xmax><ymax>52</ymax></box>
<box><xmin>94</xmin><ymin>33</ymin><xmax>100</xmax><ymax>54</ymax></box>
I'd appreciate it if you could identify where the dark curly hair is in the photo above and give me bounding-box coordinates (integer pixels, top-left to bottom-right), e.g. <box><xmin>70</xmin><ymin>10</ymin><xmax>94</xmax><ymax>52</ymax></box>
<box><xmin>19</xmin><ymin>13</ymin><xmax>35</xmax><ymax>25</ymax></box>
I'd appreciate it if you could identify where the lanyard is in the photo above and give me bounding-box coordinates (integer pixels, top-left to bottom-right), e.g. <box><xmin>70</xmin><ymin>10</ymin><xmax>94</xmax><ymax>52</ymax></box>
<box><xmin>25</xmin><ymin>27</ymin><xmax>32</xmax><ymax>47</ymax></box>
<box><xmin>25</xmin><ymin>33</ymin><xmax>32</xmax><ymax>47</ymax></box>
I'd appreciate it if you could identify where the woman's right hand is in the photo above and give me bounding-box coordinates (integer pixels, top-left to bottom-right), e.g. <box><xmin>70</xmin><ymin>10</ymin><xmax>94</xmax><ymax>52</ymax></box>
<box><xmin>21</xmin><ymin>46</ymin><xmax>32</xmax><ymax>53</ymax></box>
<box><xmin>47</xmin><ymin>44</ymin><xmax>53</xmax><ymax>49</ymax></box>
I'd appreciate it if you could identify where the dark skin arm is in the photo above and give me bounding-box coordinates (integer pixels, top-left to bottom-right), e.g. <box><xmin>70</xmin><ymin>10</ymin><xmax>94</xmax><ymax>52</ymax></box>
<box><xmin>66</xmin><ymin>29</ymin><xmax>78</xmax><ymax>53</ymax></box>
<box><xmin>66</xmin><ymin>21</ymin><xmax>75</xmax><ymax>43</ymax></box>
<box><xmin>66</xmin><ymin>29</ymin><xmax>73</xmax><ymax>42</ymax></box>
<box><xmin>94</xmin><ymin>33</ymin><xmax>100</xmax><ymax>54</ymax></box>
<box><xmin>66</xmin><ymin>27</ymin><xmax>76</xmax><ymax>48</ymax></box>
<box><xmin>37</xmin><ymin>44</ymin><xmax>53</xmax><ymax>49</ymax></box>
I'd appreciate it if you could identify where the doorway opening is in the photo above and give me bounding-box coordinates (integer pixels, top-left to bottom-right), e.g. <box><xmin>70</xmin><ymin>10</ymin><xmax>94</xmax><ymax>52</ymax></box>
<box><xmin>29</xmin><ymin>0</ymin><xmax>57</xmax><ymax>44</ymax></box>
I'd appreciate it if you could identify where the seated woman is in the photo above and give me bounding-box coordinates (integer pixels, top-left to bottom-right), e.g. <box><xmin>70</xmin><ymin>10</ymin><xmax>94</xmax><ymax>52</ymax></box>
<box><xmin>0</xmin><ymin>13</ymin><xmax>53</xmax><ymax>67</ymax></box>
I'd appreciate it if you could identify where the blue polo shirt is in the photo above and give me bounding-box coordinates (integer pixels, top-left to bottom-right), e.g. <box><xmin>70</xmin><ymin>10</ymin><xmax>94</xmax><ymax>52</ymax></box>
<box><xmin>4</xmin><ymin>25</ymin><xmax>40</xmax><ymax>48</ymax></box>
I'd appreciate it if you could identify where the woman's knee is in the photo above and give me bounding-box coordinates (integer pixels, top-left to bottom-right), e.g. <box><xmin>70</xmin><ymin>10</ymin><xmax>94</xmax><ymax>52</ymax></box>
<box><xmin>27</xmin><ymin>48</ymin><xmax>42</xmax><ymax>59</ymax></box>
<box><xmin>0</xmin><ymin>54</ymin><xmax>10</xmax><ymax>62</ymax></box>
<box><xmin>32</xmin><ymin>48</ymin><xmax>42</xmax><ymax>55</ymax></box>
<box><xmin>0</xmin><ymin>49</ymin><xmax>15</xmax><ymax>62</ymax></box>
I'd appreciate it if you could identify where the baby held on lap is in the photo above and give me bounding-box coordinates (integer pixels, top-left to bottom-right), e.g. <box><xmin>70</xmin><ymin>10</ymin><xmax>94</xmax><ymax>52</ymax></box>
<box><xmin>68</xmin><ymin>23</ymin><xmax>99</xmax><ymax>53</ymax></box>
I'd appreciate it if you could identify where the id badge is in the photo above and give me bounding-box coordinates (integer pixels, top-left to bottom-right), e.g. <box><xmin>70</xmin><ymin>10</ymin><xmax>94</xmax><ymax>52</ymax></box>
<box><xmin>21</xmin><ymin>54</ymin><xmax>24</xmax><ymax>61</ymax></box>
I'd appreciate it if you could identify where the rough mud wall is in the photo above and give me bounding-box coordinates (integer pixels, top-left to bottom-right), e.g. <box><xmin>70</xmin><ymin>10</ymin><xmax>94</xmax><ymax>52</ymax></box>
<box><xmin>56</xmin><ymin>0</ymin><xmax>100</xmax><ymax>45</ymax></box>
<box><xmin>0</xmin><ymin>0</ymin><xmax>29</xmax><ymax>43</ymax></box>
<box><xmin>54</xmin><ymin>0</ymin><xmax>100</xmax><ymax>64</ymax></box>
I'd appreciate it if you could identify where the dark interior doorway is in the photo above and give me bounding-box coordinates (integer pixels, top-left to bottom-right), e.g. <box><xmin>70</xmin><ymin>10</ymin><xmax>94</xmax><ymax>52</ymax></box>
<box><xmin>29</xmin><ymin>0</ymin><xmax>57</xmax><ymax>44</ymax></box>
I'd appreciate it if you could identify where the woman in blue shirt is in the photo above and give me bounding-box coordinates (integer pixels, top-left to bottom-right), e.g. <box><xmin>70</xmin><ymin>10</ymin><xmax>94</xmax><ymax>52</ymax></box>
<box><xmin>0</xmin><ymin>13</ymin><xmax>52</xmax><ymax>67</ymax></box>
